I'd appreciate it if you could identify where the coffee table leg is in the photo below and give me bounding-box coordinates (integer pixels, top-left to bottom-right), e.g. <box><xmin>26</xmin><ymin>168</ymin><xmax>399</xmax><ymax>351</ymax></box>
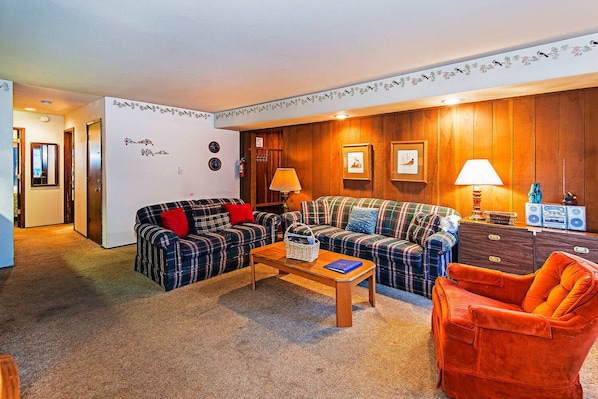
<box><xmin>368</xmin><ymin>273</ymin><xmax>376</xmax><ymax>307</ymax></box>
<box><xmin>335</xmin><ymin>282</ymin><xmax>352</xmax><ymax>328</ymax></box>
<box><xmin>250</xmin><ymin>254</ymin><xmax>256</xmax><ymax>290</ymax></box>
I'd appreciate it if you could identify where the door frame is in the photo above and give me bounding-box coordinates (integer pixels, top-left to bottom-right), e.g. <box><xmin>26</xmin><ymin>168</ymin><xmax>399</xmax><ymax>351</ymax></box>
<box><xmin>63</xmin><ymin>128</ymin><xmax>74</xmax><ymax>224</ymax></box>
<box><xmin>13</xmin><ymin>127</ymin><xmax>25</xmax><ymax>228</ymax></box>
<box><xmin>86</xmin><ymin>119</ymin><xmax>102</xmax><ymax>245</ymax></box>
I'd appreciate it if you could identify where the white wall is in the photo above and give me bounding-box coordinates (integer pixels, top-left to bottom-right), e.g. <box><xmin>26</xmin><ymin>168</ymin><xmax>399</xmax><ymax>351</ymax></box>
<box><xmin>103</xmin><ymin>98</ymin><xmax>240</xmax><ymax>248</ymax></box>
<box><xmin>8</xmin><ymin>95</ymin><xmax>239</xmax><ymax>249</ymax></box>
<box><xmin>0</xmin><ymin>80</ymin><xmax>14</xmax><ymax>267</ymax></box>
<box><xmin>13</xmin><ymin>111</ymin><xmax>65</xmax><ymax>227</ymax></box>
<box><xmin>64</xmin><ymin>98</ymin><xmax>105</xmax><ymax>237</ymax></box>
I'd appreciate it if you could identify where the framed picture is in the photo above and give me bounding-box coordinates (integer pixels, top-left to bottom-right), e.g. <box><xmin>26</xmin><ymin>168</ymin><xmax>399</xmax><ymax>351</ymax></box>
<box><xmin>391</xmin><ymin>140</ymin><xmax>428</xmax><ymax>183</ymax></box>
<box><xmin>342</xmin><ymin>143</ymin><xmax>372</xmax><ymax>180</ymax></box>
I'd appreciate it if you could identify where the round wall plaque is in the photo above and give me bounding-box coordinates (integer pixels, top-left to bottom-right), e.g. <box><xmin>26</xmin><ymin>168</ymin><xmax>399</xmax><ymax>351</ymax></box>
<box><xmin>208</xmin><ymin>157</ymin><xmax>221</xmax><ymax>171</ymax></box>
<box><xmin>209</xmin><ymin>141</ymin><xmax>220</xmax><ymax>153</ymax></box>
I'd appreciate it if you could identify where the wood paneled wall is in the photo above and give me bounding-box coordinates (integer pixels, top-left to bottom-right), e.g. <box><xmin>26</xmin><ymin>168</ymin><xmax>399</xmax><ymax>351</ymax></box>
<box><xmin>243</xmin><ymin>87</ymin><xmax>598</xmax><ymax>231</ymax></box>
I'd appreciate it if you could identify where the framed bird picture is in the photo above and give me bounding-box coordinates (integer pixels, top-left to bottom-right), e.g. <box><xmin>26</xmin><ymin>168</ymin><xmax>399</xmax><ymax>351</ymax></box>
<box><xmin>342</xmin><ymin>143</ymin><xmax>372</xmax><ymax>180</ymax></box>
<box><xmin>391</xmin><ymin>140</ymin><xmax>427</xmax><ymax>183</ymax></box>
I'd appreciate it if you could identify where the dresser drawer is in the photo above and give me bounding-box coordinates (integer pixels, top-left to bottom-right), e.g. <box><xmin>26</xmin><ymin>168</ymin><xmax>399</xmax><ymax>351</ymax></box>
<box><xmin>458</xmin><ymin>222</ymin><xmax>535</xmax><ymax>274</ymax></box>
<box><xmin>535</xmin><ymin>230</ymin><xmax>598</xmax><ymax>265</ymax></box>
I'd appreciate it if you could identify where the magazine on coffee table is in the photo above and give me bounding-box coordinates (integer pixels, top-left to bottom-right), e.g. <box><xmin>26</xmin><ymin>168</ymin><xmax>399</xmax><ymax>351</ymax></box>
<box><xmin>324</xmin><ymin>259</ymin><xmax>363</xmax><ymax>274</ymax></box>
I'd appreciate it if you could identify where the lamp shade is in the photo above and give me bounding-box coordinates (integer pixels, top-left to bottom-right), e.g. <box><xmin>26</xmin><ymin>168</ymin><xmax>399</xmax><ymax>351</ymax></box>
<box><xmin>454</xmin><ymin>159</ymin><xmax>503</xmax><ymax>186</ymax></box>
<box><xmin>269</xmin><ymin>168</ymin><xmax>302</xmax><ymax>193</ymax></box>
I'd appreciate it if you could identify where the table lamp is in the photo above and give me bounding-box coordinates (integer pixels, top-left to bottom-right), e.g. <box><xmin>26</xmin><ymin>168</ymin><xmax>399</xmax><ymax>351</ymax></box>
<box><xmin>269</xmin><ymin>168</ymin><xmax>302</xmax><ymax>213</ymax></box>
<box><xmin>454</xmin><ymin>159</ymin><xmax>503</xmax><ymax>220</ymax></box>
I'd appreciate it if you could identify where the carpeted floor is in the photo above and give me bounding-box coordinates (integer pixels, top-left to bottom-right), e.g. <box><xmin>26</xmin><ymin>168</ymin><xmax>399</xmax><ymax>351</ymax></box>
<box><xmin>1</xmin><ymin>224</ymin><xmax>597</xmax><ymax>398</ymax></box>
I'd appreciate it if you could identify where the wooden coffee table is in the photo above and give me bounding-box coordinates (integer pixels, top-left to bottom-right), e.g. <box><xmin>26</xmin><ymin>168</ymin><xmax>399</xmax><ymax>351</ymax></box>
<box><xmin>250</xmin><ymin>241</ymin><xmax>376</xmax><ymax>327</ymax></box>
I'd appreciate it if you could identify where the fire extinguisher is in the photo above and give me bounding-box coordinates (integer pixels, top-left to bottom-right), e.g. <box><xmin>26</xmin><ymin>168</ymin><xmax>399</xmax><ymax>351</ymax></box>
<box><xmin>238</xmin><ymin>157</ymin><xmax>246</xmax><ymax>178</ymax></box>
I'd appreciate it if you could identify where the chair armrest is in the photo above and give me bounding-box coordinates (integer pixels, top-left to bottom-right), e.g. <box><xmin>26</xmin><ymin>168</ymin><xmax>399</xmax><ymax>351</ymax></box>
<box><xmin>134</xmin><ymin>223</ymin><xmax>178</xmax><ymax>249</ymax></box>
<box><xmin>469</xmin><ymin>305</ymin><xmax>552</xmax><ymax>338</ymax></box>
<box><xmin>0</xmin><ymin>354</ymin><xmax>20</xmax><ymax>399</ymax></box>
<box><xmin>448</xmin><ymin>263</ymin><xmax>535</xmax><ymax>304</ymax></box>
<box><xmin>281</xmin><ymin>211</ymin><xmax>302</xmax><ymax>232</ymax></box>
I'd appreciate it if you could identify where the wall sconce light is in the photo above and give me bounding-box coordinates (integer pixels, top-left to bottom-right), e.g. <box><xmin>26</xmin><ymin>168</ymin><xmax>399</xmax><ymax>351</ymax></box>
<box><xmin>334</xmin><ymin>114</ymin><xmax>349</xmax><ymax>120</ymax></box>
<box><xmin>269</xmin><ymin>168</ymin><xmax>302</xmax><ymax>213</ymax></box>
<box><xmin>454</xmin><ymin>159</ymin><xmax>503</xmax><ymax>220</ymax></box>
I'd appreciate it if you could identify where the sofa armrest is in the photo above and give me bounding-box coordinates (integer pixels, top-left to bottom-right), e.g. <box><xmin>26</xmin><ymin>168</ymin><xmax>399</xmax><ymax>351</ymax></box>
<box><xmin>422</xmin><ymin>231</ymin><xmax>458</xmax><ymax>279</ymax></box>
<box><xmin>281</xmin><ymin>211</ymin><xmax>302</xmax><ymax>232</ymax></box>
<box><xmin>449</xmin><ymin>263</ymin><xmax>535</xmax><ymax>305</ymax></box>
<box><xmin>252</xmin><ymin>211</ymin><xmax>281</xmax><ymax>229</ymax></box>
<box><xmin>253</xmin><ymin>211</ymin><xmax>282</xmax><ymax>243</ymax></box>
<box><xmin>469</xmin><ymin>305</ymin><xmax>552</xmax><ymax>338</ymax></box>
<box><xmin>425</xmin><ymin>230</ymin><xmax>457</xmax><ymax>253</ymax></box>
<box><xmin>134</xmin><ymin>223</ymin><xmax>179</xmax><ymax>249</ymax></box>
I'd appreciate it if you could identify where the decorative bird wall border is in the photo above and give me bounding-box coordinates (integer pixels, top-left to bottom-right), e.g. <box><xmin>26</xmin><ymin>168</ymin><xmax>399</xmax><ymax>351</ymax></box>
<box><xmin>124</xmin><ymin>138</ymin><xmax>169</xmax><ymax>156</ymax></box>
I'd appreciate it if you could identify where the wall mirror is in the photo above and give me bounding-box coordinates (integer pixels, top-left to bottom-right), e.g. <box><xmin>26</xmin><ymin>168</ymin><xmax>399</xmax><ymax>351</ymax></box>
<box><xmin>31</xmin><ymin>142</ymin><xmax>59</xmax><ymax>186</ymax></box>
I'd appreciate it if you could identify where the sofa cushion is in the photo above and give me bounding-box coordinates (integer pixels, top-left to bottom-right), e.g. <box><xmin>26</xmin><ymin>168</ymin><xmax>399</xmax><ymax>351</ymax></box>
<box><xmin>345</xmin><ymin>206</ymin><xmax>379</xmax><ymax>234</ymax></box>
<box><xmin>301</xmin><ymin>200</ymin><xmax>330</xmax><ymax>225</ymax></box>
<box><xmin>179</xmin><ymin>232</ymin><xmax>229</xmax><ymax>259</ymax></box>
<box><xmin>325</xmin><ymin>230</ymin><xmax>384</xmax><ymax>260</ymax></box>
<box><xmin>224</xmin><ymin>203</ymin><xmax>255</xmax><ymax>225</ymax></box>
<box><xmin>370</xmin><ymin>237</ymin><xmax>423</xmax><ymax>268</ymax></box>
<box><xmin>192</xmin><ymin>203</ymin><xmax>224</xmax><ymax>217</ymax></box>
<box><xmin>194</xmin><ymin>212</ymin><xmax>232</xmax><ymax>234</ymax></box>
<box><xmin>160</xmin><ymin>207</ymin><xmax>189</xmax><ymax>237</ymax></box>
<box><xmin>222</xmin><ymin>223</ymin><xmax>268</xmax><ymax>246</ymax></box>
<box><xmin>322</xmin><ymin>196</ymin><xmax>358</xmax><ymax>229</ymax></box>
<box><xmin>287</xmin><ymin>224</ymin><xmax>343</xmax><ymax>247</ymax></box>
<box><xmin>407</xmin><ymin>212</ymin><xmax>442</xmax><ymax>246</ymax></box>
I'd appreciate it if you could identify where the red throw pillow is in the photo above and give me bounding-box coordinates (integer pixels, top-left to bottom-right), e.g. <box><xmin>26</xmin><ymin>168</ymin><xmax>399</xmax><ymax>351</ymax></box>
<box><xmin>160</xmin><ymin>208</ymin><xmax>189</xmax><ymax>237</ymax></box>
<box><xmin>223</xmin><ymin>203</ymin><xmax>255</xmax><ymax>225</ymax></box>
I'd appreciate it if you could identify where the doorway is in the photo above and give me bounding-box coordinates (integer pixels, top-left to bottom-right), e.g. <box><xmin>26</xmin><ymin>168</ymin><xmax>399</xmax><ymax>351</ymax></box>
<box><xmin>63</xmin><ymin>128</ymin><xmax>74</xmax><ymax>224</ymax></box>
<box><xmin>87</xmin><ymin>119</ymin><xmax>102</xmax><ymax>245</ymax></box>
<box><xmin>12</xmin><ymin>127</ymin><xmax>25</xmax><ymax>228</ymax></box>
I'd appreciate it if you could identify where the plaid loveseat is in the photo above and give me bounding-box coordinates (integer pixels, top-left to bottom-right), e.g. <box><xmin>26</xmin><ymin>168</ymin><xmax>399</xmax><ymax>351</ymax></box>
<box><xmin>282</xmin><ymin>196</ymin><xmax>460</xmax><ymax>298</ymax></box>
<box><xmin>135</xmin><ymin>198</ymin><xmax>281</xmax><ymax>291</ymax></box>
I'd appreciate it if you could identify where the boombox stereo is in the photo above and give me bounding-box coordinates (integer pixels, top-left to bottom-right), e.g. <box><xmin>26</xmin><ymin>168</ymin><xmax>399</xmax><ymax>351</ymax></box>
<box><xmin>526</xmin><ymin>203</ymin><xmax>586</xmax><ymax>231</ymax></box>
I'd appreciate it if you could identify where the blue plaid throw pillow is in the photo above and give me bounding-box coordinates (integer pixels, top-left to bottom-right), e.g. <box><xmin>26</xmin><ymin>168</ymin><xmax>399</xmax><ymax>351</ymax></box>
<box><xmin>194</xmin><ymin>212</ymin><xmax>232</xmax><ymax>234</ymax></box>
<box><xmin>407</xmin><ymin>212</ymin><xmax>442</xmax><ymax>246</ymax></box>
<box><xmin>345</xmin><ymin>206</ymin><xmax>379</xmax><ymax>234</ymax></box>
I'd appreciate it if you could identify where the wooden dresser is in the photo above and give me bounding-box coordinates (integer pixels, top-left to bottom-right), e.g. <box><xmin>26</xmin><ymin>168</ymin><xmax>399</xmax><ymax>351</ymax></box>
<box><xmin>458</xmin><ymin>219</ymin><xmax>598</xmax><ymax>274</ymax></box>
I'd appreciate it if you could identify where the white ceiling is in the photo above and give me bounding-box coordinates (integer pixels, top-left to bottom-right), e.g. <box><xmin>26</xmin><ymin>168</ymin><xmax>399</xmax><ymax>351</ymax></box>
<box><xmin>2</xmin><ymin>0</ymin><xmax>598</xmax><ymax>125</ymax></box>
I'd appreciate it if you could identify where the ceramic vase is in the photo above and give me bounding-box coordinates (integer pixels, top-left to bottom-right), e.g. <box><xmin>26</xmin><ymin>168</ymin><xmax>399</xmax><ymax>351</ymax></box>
<box><xmin>528</xmin><ymin>182</ymin><xmax>542</xmax><ymax>204</ymax></box>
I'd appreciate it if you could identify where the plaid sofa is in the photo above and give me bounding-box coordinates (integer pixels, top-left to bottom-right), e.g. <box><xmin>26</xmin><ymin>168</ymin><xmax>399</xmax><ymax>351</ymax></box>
<box><xmin>135</xmin><ymin>198</ymin><xmax>281</xmax><ymax>291</ymax></box>
<box><xmin>282</xmin><ymin>196</ymin><xmax>460</xmax><ymax>298</ymax></box>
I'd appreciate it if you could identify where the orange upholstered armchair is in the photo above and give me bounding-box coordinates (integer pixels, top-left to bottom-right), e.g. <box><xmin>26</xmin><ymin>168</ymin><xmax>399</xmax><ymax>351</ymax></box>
<box><xmin>432</xmin><ymin>251</ymin><xmax>598</xmax><ymax>399</ymax></box>
<box><xmin>0</xmin><ymin>354</ymin><xmax>19</xmax><ymax>399</ymax></box>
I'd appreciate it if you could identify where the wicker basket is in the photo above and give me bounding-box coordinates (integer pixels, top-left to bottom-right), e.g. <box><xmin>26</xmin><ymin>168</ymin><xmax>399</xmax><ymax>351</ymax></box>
<box><xmin>284</xmin><ymin>222</ymin><xmax>320</xmax><ymax>262</ymax></box>
<box><xmin>485</xmin><ymin>211</ymin><xmax>518</xmax><ymax>225</ymax></box>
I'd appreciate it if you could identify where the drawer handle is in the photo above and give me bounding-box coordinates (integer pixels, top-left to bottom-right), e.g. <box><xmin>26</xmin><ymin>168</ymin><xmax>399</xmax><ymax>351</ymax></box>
<box><xmin>574</xmin><ymin>246</ymin><xmax>590</xmax><ymax>254</ymax></box>
<box><xmin>488</xmin><ymin>234</ymin><xmax>501</xmax><ymax>241</ymax></box>
<box><xmin>488</xmin><ymin>256</ymin><xmax>501</xmax><ymax>263</ymax></box>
